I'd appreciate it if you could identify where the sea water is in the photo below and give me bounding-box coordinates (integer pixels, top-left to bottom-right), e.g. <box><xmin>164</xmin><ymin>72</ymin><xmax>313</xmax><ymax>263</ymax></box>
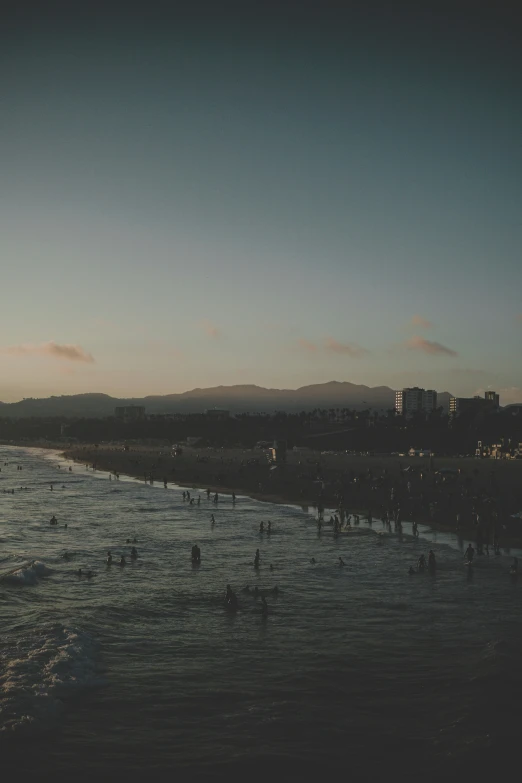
<box><xmin>1</xmin><ymin>446</ymin><xmax>522</xmax><ymax>779</ymax></box>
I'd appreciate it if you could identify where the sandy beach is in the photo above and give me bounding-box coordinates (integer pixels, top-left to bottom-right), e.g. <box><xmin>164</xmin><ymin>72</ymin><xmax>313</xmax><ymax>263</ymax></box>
<box><xmin>61</xmin><ymin>444</ymin><xmax>522</xmax><ymax>548</ymax></box>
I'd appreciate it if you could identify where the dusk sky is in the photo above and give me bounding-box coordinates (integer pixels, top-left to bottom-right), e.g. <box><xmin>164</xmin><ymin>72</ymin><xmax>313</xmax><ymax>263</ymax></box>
<box><xmin>1</xmin><ymin>3</ymin><xmax>520</xmax><ymax>404</ymax></box>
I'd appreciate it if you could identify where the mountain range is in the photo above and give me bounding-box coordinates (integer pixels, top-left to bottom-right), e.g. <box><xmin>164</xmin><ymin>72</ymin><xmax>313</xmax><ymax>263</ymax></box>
<box><xmin>0</xmin><ymin>382</ymin><xmax>452</xmax><ymax>418</ymax></box>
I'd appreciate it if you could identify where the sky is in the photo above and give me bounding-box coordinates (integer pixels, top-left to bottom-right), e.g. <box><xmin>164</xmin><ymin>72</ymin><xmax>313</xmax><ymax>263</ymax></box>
<box><xmin>1</xmin><ymin>2</ymin><xmax>521</xmax><ymax>404</ymax></box>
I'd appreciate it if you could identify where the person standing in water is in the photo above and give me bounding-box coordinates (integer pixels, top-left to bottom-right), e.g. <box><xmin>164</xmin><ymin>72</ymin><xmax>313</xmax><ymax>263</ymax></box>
<box><xmin>465</xmin><ymin>543</ymin><xmax>475</xmax><ymax>564</ymax></box>
<box><xmin>254</xmin><ymin>549</ymin><xmax>260</xmax><ymax>568</ymax></box>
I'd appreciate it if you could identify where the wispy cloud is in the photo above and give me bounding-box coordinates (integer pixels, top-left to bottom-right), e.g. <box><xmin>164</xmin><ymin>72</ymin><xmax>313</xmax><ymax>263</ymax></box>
<box><xmin>200</xmin><ymin>320</ymin><xmax>221</xmax><ymax>338</ymax></box>
<box><xmin>2</xmin><ymin>341</ymin><xmax>95</xmax><ymax>363</ymax></box>
<box><xmin>410</xmin><ymin>314</ymin><xmax>433</xmax><ymax>329</ymax></box>
<box><xmin>297</xmin><ymin>338</ymin><xmax>318</xmax><ymax>353</ymax></box>
<box><xmin>324</xmin><ymin>337</ymin><xmax>368</xmax><ymax>357</ymax></box>
<box><xmin>297</xmin><ymin>337</ymin><xmax>368</xmax><ymax>357</ymax></box>
<box><xmin>406</xmin><ymin>336</ymin><xmax>457</xmax><ymax>357</ymax></box>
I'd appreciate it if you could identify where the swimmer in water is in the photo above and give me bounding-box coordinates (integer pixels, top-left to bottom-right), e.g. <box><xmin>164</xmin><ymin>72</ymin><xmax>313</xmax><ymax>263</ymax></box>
<box><xmin>259</xmin><ymin>521</ymin><xmax>264</xmax><ymax>533</ymax></box>
<box><xmin>267</xmin><ymin>521</ymin><xmax>271</xmax><ymax>534</ymax></box>
<box><xmin>254</xmin><ymin>549</ymin><xmax>260</xmax><ymax>568</ymax></box>
<box><xmin>130</xmin><ymin>547</ymin><xmax>138</xmax><ymax>559</ymax></box>
<box><xmin>408</xmin><ymin>566</ymin><xmax>416</xmax><ymax>575</ymax></box>
<box><xmin>120</xmin><ymin>556</ymin><xmax>126</xmax><ymax>566</ymax></box>
<box><xmin>310</xmin><ymin>557</ymin><xmax>316</xmax><ymax>564</ymax></box>
<box><xmin>211</xmin><ymin>514</ymin><xmax>215</xmax><ymax>526</ymax></box>
<box><xmin>428</xmin><ymin>550</ymin><xmax>436</xmax><ymax>570</ymax></box>
<box><xmin>107</xmin><ymin>552</ymin><xmax>113</xmax><ymax>565</ymax></box>
<box><xmin>339</xmin><ymin>557</ymin><xmax>345</xmax><ymax>566</ymax></box>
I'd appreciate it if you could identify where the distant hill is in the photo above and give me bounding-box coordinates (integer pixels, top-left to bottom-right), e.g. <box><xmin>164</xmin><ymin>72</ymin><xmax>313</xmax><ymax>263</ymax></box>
<box><xmin>0</xmin><ymin>383</ymin><xmax>452</xmax><ymax>418</ymax></box>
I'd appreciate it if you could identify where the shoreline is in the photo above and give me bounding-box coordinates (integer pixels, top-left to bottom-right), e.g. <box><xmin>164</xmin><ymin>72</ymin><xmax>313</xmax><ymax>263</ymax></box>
<box><xmin>52</xmin><ymin>443</ymin><xmax>522</xmax><ymax>550</ymax></box>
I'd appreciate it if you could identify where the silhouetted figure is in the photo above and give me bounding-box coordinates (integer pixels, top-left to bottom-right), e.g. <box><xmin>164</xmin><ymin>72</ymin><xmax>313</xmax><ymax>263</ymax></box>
<box><xmin>254</xmin><ymin>549</ymin><xmax>260</xmax><ymax>569</ymax></box>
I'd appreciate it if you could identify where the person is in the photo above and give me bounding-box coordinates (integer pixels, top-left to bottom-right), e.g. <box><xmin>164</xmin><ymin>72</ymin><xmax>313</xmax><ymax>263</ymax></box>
<box><xmin>272</xmin><ymin>585</ymin><xmax>279</xmax><ymax>595</ymax></box>
<box><xmin>197</xmin><ymin>496</ymin><xmax>201</xmax><ymax>506</ymax></box>
<box><xmin>211</xmin><ymin>514</ymin><xmax>215</xmax><ymax>526</ymax></box>
<box><xmin>310</xmin><ymin>557</ymin><xmax>316</xmax><ymax>564</ymax></box>
<box><xmin>428</xmin><ymin>550</ymin><xmax>436</xmax><ymax>571</ymax></box>
<box><xmin>418</xmin><ymin>554</ymin><xmax>426</xmax><ymax>571</ymax></box>
<box><xmin>77</xmin><ymin>568</ymin><xmax>82</xmax><ymax>576</ymax></box>
<box><xmin>107</xmin><ymin>551</ymin><xmax>113</xmax><ymax>565</ymax></box>
<box><xmin>225</xmin><ymin>584</ymin><xmax>238</xmax><ymax>610</ymax></box>
<box><xmin>241</xmin><ymin>585</ymin><xmax>251</xmax><ymax>593</ymax></box>
<box><xmin>267</xmin><ymin>521</ymin><xmax>271</xmax><ymax>535</ymax></box>
<box><xmin>339</xmin><ymin>557</ymin><xmax>345</xmax><ymax>567</ymax></box>
<box><xmin>206</xmin><ymin>488</ymin><xmax>211</xmax><ymax>499</ymax></box>
<box><xmin>130</xmin><ymin>547</ymin><xmax>138</xmax><ymax>559</ymax></box>
<box><xmin>254</xmin><ymin>549</ymin><xmax>260</xmax><ymax>568</ymax></box>
<box><xmin>120</xmin><ymin>556</ymin><xmax>126</xmax><ymax>566</ymax></box>
<box><xmin>50</xmin><ymin>515</ymin><xmax>57</xmax><ymax>525</ymax></box>
<box><xmin>465</xmin><ymin>543</ymin><xmax>475</xmax><ymax>564</ymax></box>
<box><xmin>261</xmin><ymin>596</ymin><xmax>268</xmax><ymax>616</ymax></box>
<box><xmin>509</xmin><ymin>557</ymin><xmax>518</xmax><ymax>575</ymax></box>
<box><xmin>191</xmin><ymin>544</ymin><xmax>201</xmax><ymax>563</ymax></box>
<box><xmin>408</xmin><ymin>566</ymin><xmax>416</xmax><ymax>575</ymax></box>
<box><xmin>259</xmin><ymin>521</ymin><xmax>264</xmax><ymax>533</ymax></box>
<box><xmin>269</xmin><ymin>563</ymin><xmax>274</xmax><ymax>571</ymax></box>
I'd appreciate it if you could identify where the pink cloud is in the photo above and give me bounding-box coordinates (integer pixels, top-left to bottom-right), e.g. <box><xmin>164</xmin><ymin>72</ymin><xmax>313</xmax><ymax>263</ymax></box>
<box><xmin>200</xmin><ymin>320</ymin><xmax>221</xmax><ymax>338</ymax></box>
<box><xmin>2</xmin><ymin>341</ymin><xmax>95</xmax><ymax>363</ymax></box>
<box><xmin>324</xmin><ymin>337</ymin><xmax>368</xmax><ymax>358</ymax></box>
<box><xmin>298</xmin><ymin>339</ymin><xmax>318</xmax><ymax>353</ymax></box>
<box><xmin>410</xmin><ymin>314</ymin><xmax>433</xmax><ymax>329</ymax></box>
<box><xmin>406</xmin><ymin>336</ymin><xmax>457</xmax><ymax>357</ymax></box>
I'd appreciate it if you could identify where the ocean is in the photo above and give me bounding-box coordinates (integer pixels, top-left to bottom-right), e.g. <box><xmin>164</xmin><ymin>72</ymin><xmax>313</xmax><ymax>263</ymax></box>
<box><xmin>1</xmin><ymin>446</ymin><xmax>522</xmax><ymax>780</ymax></box>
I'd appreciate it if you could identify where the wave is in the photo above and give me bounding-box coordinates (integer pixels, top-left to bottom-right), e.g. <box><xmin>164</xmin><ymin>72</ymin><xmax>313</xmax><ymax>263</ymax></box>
<box><xmin>0</xmin><ymin>560</ymin><xmax>52</xmax><ymax>586</ymax></box>
<box><xmin>0</xmin><ymin>625</ymin><xmax>103</xmax><ymax>735</ymax></box>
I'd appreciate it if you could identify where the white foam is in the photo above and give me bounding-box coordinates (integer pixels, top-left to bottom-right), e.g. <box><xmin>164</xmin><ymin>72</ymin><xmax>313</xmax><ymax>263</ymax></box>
<box><xmin>0</xmin><ymin>625</ymin><xmax>103</xmax><ymax>734</ymax></box>
<box><xmin>0</xmin><ymin>560</ymin><xmax>52</xmax><ymax>586</ymax></box>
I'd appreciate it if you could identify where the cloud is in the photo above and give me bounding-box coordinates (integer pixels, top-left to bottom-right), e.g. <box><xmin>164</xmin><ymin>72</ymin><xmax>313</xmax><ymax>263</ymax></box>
<box><xmin>406</xmin><ymin>336</ymin><xmax>457</xmax><ymax>357</ymax></box>
<box><xmin>297</xmin><ymin>338</ymin><xmax>318</xmax><ymax>353</ymax></box>
<box><xmin>2</xmin><ymin>341</ymin><xmax>95</xmax><ymax>363</ymax></box>
<box><xmin>200</xmin><ymin>320</ymin><xmax>221</xmax><ymax>338</ymax></box>
<box><xmin>324</xmin><ymin>337</ymin><xmax>368</xmax><ymax>358</ymax></box>
<box><xmin>410</xmin><ymin>314</ymin><xmax>433</xmax><ymax>329</ymax></box>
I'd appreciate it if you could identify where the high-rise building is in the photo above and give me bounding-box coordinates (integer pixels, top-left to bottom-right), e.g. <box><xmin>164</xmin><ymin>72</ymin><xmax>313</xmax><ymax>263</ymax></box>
<box><xmin>395</xmin><ymin>387</ymin><xmax>438</xmax><ymax>416</ymax></box>
<box><xmin>450</xmin><ymin>390</ymin><xmax>500</xmax><ymax>415</ymax></box>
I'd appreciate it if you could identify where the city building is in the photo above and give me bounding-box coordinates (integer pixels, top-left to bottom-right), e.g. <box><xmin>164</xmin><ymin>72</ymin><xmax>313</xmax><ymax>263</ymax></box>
<box><xmin>114</xmin><ymin>405</ymin><xmax>146</xmax><ymax>421</ymax></box>
<box><xmin>395</xmin><ymin>387</ymin><xmax>438</xmax><ymax>416</ymax></box>
<box><xmin>449</xmin><ymin>391</ymin><xmax>499</xmax><ymax>416</ymax></box>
